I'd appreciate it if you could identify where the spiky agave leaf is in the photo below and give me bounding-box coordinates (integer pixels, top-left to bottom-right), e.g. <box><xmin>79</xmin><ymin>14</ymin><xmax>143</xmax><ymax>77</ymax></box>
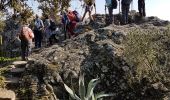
<box><xmin>95</xmin><ymin>92</ymin><xmax>115</xmax><ymax>100</ymax></box>
<box><xmin>64</xmin><ymin>83</ymin><xmax>81</xmax><ymax>100</ymax></box>
<box><xmin>86</xmin><ymin>79</ymin><xmax>100</xmax><ymax>99</ymax></box>
<box><xmin>79</xmin><ymin>74</ymin><xmax>86</xmax><ymax>100</ymax></box>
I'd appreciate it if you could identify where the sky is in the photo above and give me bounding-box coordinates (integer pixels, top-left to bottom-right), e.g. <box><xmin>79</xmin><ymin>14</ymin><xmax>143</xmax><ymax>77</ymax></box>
<box><xmin>28</xmin><ymin>0</ymin><xmax>170</xmax><ymax>21</ymax></box>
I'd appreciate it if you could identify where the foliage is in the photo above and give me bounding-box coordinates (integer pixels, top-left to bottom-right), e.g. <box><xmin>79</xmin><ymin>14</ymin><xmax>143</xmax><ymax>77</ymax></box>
<box><xmin>123</xmin><ymin>28</ymin><xmax>170</xmax><ymax>88</ymax></box>
<box><xmin>0</xmin><ymin>0</ymin><xmax>28</xmax><ymax>13</ymax></box>
<box><xmin>0</xmin><ymin>57</ymin><xmax>18</xmax><ymax>64</ymax></box>
<box><xmin>64</xmin><ymin>74</ymin><xmax>114</xmax><ymax>100</ymax></box>
<box><xmin>0</xmin><ymin>76</ymin><xmax>5</xmax><ymax>88</ymax></box>
<box><xmin>37</xmin><ymin>0</ymin><xmax>71</xmax><ymax>21</ymax></box>
<box><xmin>0</xmin><ymin>12</ymin><xmax>5</xmax><ymax>32</ymax></box>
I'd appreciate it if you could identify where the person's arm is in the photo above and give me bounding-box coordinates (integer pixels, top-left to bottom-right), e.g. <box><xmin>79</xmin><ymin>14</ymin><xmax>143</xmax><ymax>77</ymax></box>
<box><xmin>41</xmin><ymin>20</ymin><xmax>44</xmax><ymax>28</ymax></box>
<box><xmin>28</xmin><ymin>28</ymin><xmax>34</xmax><ymax>39</ymax></box>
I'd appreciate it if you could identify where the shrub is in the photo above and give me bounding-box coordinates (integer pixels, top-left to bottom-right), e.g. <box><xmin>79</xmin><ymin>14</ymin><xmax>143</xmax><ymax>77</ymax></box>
<box><xmin>123</xmin><ymin>27</ymin><xmax>170</xmax><ymax>98</ymax></box>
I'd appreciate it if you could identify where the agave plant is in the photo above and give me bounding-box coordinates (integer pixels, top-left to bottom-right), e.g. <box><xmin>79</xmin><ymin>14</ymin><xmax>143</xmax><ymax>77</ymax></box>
<box><xmin>64</xmin><ymin>74</ymin><xmax>114</xmax><ymax>100</ymax></box>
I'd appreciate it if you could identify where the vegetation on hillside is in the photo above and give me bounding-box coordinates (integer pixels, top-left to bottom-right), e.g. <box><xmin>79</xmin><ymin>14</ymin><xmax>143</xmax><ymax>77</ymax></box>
<box><xmin>123</xmin><ymin>27</ymin><xmax>170</xmax><ymax>98</ymax></box>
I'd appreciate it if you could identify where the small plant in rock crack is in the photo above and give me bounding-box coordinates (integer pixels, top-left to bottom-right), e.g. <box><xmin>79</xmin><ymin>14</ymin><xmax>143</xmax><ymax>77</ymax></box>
<box><xmin>64</xmin><ymin>74</ymin><xmax>114</xmax><ymax>100</ymax></box>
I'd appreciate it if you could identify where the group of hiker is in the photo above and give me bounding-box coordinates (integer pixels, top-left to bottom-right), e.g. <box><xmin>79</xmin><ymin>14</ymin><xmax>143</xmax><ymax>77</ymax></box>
<box><xmin>18</xmin><ymin>0</ymin><xmax>146</xmax><ymax>61</ymax></box>
<box><xmin>106</xmin><ymin>0</ymin><xmax>145</xmax><ymax>24</ymax></box>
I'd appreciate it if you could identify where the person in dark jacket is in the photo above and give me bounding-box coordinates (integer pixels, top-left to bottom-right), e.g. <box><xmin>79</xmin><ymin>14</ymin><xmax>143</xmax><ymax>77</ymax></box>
<box><xmin>121</xmin><ymin>0</ymin><xmax>132</xmax><ymax>24</ymax></box>
<box><xmin>138</xmin><ymin>0</ymin><xmax>146</xmax><ymax>17</ymax></box>
<box><xmin>34</xmin><ymin>15</ymin><xmax>44</xmax><ymax>48</ymax></box>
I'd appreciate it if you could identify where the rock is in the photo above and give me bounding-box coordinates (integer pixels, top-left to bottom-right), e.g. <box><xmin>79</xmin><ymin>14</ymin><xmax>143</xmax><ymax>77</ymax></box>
<box><xmin>23</xmin><ymin>14</ymin><xmax>170</xmax><ymax>100</ymax></box>
<box><xmin>12</xmin><ymin>61</ymin><xmax>28</xmax><ymax>65</ymax></box>
<box><xmin>0</xmin><ymin>88</ymin><xmax>16</xmax><ymax>100</ymax></box>
<box><xmin>152</xmin><ymin>82</ymin><xmax>169</xmax><ymax>92</ymax></box>
<box><xmin>5</xmin><ymin>77</ymin><xmax>20</xmax><ymax>84</ymax></box>
<box><xmin>10</xmin><ymin>68</ymin><xmax>25</xmax><ymax>73</ymax></box>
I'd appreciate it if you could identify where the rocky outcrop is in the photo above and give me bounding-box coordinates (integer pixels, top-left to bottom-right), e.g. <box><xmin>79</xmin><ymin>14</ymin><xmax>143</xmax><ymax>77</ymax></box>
<box><xmin>28</xmin><ymin>16</ymin><xmax>170</xmax><ymax>99</ymax></box>
<box><xmin>0</xmin><ymin>88</ymin><xmax>15</xmax><ymax>100</ymax></box>
<box><xmin>2</xmin><ymin>14</ymin><xmax>170</xmax><ymax>99</ymax></box>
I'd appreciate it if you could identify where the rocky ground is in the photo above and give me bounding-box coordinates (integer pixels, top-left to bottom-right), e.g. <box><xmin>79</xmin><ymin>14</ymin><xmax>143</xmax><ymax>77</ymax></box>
<box><xmin>1</xmin><ymin>14</ymin><xmax>170</xmax><ymax>100</ymax></box>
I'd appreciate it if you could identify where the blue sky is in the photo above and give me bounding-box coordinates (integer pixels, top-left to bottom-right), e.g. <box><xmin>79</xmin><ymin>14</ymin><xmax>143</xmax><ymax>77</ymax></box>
<box><xmin>28</xmin><ymin>0</ymin><xmax>170</xmax><ymax>21</ymax></box>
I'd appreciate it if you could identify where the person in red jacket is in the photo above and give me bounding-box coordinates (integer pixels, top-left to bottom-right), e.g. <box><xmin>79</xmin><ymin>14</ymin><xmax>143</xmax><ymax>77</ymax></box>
<box><xmin>19</xmin><ymin>23</ymin><xmax>34</xmax><ymax>60</ymax></box>
<box><xmin>62</xmin><ymin>10</ymin><xmax>78</xmax><ymax>39</ymax></box>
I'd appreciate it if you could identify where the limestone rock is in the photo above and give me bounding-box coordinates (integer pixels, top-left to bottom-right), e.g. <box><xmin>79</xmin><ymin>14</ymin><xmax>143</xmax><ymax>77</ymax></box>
<box><xmin>0</xmin><ymin>88</ymin><xmax>16</xmax><ymax>100</ymax></box>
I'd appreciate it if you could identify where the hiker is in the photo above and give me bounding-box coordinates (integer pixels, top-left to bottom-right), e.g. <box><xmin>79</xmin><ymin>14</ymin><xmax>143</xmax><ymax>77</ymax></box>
<box><xmin>44</xmin><ymin>15</ymin><xmax>51</xmax><ymax>45</ymax></box>
<box><xmin>105</xmin><ymin>0</ymin><xmax>118</xmax><ymax>24</ymax></box>
<box><xmin>34</xmin><ymin>14</ymin><xmax>44</xmax><ymax>48</ymax></box>
<box><xmin>62</xmin><ymin>10</ymin><xmax>79</xmax><ymax>39</ymax></box>
<box><xmin>82</xmin><ymin>0</ymin><xmax>96</xmax><ymax>22</ymax></box>
<box><xmin>18</xmin><ymin>23</ymin><xmax>34</xmax><ymax>61</ymax></box>
<box><xmin>121</xmin><ymin>0</ymin><xmax>132</xmax><ymax>24</ymax></box>
<box><xmin>138</xmin><ymin>0</ymin><xmax>146</xmax><ymax>17</ymax></box>
<box><xmin>48</xmin><ymin>20</ymin><xmax>57</xmax><ymax>45</ymax></box>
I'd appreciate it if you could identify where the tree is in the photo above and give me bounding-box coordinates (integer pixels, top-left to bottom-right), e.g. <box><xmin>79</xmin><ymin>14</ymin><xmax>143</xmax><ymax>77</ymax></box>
<box><xmin>0</xmin><ymin>0</ymin><xmax>34</xmax><ymax>24</ymax></box>
<box><xmin>37</xmin><ymin>0</ymin><xmax>71</xmax><ymax>21</ymax></box>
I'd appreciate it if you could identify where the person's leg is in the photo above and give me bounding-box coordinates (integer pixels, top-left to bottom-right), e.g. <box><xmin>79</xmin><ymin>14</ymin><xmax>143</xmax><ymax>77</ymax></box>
<box><xmin>28</xmin><ymin>41</ymin><xmax>32</xmax><ymax>56</ymax></box>
<box><xmin>125</xmin><ymin>5</ymin><xmax>130</xmax><ymax>24</ymax></box>
<box><xmin>21</xmin><ymin>40</ymin><xmax>26</xmax><ymax>60</ymax></box>
<box><xmin>34</xmin><ymin>30</ymin><xmax>38</xmax><ymax>48</ymax></box>
<box><xmin>67</xmin><ymin>21</ymin><xmax>77</xmax><ymax>37</ymax></box>
<box><xmin>25</xmin><ymin>41</ymin><xmax>32</xmax><ymax>60</ymax></box>
<box><xmin>49</xmin><ymin>35</ymin><xmax>53</xmax><ymax>45</ymax></box>
<box><xmin>122</xmin><ymin>4</ymin><xmax>126</xmax><ymax>24</ymax></box>
<box><xmin>138</xmin><ymin>5</ymin><xmax>142</xmax><ymax>17</ymax></box>
<box><xmin>143</xmin><ymin>3</ymin><xmax>146</xmax><ymax>17</ymax></box>
<box><xmin>82</xmin><ymin>7</ymin><xmax>88</xmax><ymax>21</ymax></box>
<box><xmin>108</xmin><ymin>7</ymin><xmax>113</xmax><ymax>24</ymax></box>
<box><xmin>89</xmin><ymin>11</ymin><xmax>94</xmax><ymax>22</ymax></box>
<box><xmin>38</xmin><ymin>30</ymin><xmax>42</xmax><ymax>48</ymax></box>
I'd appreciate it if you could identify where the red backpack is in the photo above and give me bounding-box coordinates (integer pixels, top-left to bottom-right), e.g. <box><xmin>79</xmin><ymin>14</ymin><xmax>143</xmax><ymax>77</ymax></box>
<box><xmin>67</xmin><ymin>11</ymin><xmax>76</xmax><ymax>22</ymax></box>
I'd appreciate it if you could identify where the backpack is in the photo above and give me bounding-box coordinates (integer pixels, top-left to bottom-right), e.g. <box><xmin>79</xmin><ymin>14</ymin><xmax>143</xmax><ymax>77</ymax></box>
<box><xmin>67</xmin><ymin>11</ymin><xmax>76</xmax><ymax>22</ymax></box>
<box><xmin>49</xmin><ymin>20</ymin><xmax>56</xmax><ymax>31</ymax></box>
<box><xmin>73</xmin><ymin>10</ymin><xmax>82</xmax><ymax>22</ymax></box>
<box><xmin>19</xmin><ymin>27</ymin><xmax>34</xmax><ymax>41</ymax></box>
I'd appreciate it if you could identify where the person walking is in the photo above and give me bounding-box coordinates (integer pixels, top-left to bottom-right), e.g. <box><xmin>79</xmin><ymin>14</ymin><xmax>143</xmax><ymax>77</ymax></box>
<box><xmin>105</xmin><ymin>0</ymin><xmax>118</xmax><ymax>25</ymax></box>
<box><xmin>62</xmin><ymin>10</ymin><xmax>78</xmax><ymax>39</ymax></box>
<box><xmin>19</xmin><ymin>23</ymin><xmax>34</xmax><ymax>61</ymax></box>
<box><xmin>34</xmin><ymin>15</ymin><xmax>44</xmax><ymax>48</ymax></box>
<box><xmin>121</xmin><ymin>0</ymin><xmax>132</xmax><ymax>24</ymax></box>
<box><xmin>138</xmin><ymin>0</ymin><xmax>146</xmax><ymax>17</ymax></box>
<box><xmin>44</xmin><ymin>15</ymin><xmax>51</xmax><ymax>45</ymax></box>
<box><xmin>82</xmin><ymin>0</ymin><xmax>96</xmax><ymax>22</ymax></box>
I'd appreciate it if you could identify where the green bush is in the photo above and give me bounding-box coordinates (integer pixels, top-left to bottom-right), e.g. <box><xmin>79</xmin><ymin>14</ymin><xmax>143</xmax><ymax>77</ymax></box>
<box><xmin>123</xmin><ymin>27</ymin><xmax>170</xmax><ymax>89</ymax></box>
